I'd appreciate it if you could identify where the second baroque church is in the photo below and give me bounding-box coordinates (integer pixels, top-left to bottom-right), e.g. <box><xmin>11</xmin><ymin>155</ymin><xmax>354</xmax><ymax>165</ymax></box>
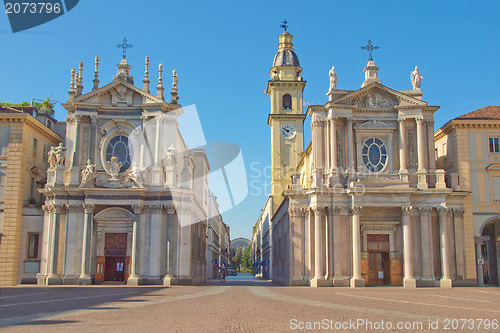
<box><xmin>38</xmin><ymin>57</ymin><xmax>210</xmax><ymax>286</ymax></box>
<box><xmin>257</xmin><ymin>29</ymin><xmax>475</xmax><ymax>288</ymax></box>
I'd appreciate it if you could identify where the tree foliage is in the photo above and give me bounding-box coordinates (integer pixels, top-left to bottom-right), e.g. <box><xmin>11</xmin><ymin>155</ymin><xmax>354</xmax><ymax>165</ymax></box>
<box><xmin>241</xmin><ymin>245</ymin><xmax>252</xmax><ymax>273</ymax></box>
<box><xmin>1</xmin><ymin>96</ymin><xmax>57</xmax><ymax>116</ymax></box>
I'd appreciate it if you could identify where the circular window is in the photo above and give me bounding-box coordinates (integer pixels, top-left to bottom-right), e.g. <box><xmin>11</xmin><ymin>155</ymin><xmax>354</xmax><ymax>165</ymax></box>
<box><xmin>362</xmin><ymin>138</ymin><xmax>387</xmax><ymax>172</ymax></box>
<box><xmin>105</xmin><ymin>135</ymin><xmax>131</xmax><ymax>173</ymax></box>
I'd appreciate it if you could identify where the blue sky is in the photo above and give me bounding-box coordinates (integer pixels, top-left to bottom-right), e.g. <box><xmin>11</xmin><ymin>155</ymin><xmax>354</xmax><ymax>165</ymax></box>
<box><xmin>2</xmin><ymin>1</ymin><xmax>500</xmax><ymax>240</ymax></box>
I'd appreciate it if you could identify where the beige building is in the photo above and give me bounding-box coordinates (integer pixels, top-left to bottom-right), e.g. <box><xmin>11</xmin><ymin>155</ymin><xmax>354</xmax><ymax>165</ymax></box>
<box><xmin>435</xmin><ymin>106</ymin><xmax>500</xmax><ymax>286</ymax></box>
<box><xmin>0</xmin><ymin>106</ymin><xmax>63</xmax><ymax>286</ymax></box>
<box><xmin>206</xmin><ymin>194</ymin><xmax>230</xmax><ymax>279</ymax></box>
<box><xmin>263</xmin><ymin>29</ymin><xmax>474</xmax><ymax>288</ymax></box>
<box><xmin>38</xmin><ymin>57</ymin><xmax>213</xmax><ymax>286</ymax></box>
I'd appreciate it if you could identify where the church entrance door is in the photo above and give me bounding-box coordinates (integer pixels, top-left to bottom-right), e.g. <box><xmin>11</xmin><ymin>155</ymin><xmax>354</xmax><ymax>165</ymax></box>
<box><xmin>367</xmin><ymin>234</ymin><xmax>390</xmax><ymax>286</ymax></box>
<box><xmin>102</xmin><ymin>233</ymin><xmax>129</xmax><ymax>284</ymax></box>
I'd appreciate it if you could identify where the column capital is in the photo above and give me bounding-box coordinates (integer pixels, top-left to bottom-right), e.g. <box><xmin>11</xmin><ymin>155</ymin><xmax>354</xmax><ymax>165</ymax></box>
<box><xmin>398</xmin><ymin>116</ymin><xmax>406</xmax><ymax>123</ymax></box>
<box><xmin>452</xmin><ymin>208</ymin><xmax>464</xmax><ymax>217</ymax></box>
<box><xmin>401</xmin><ymin>205</ymin><xmax>412</xmax><ymax>215</ymax></box>
<box><xmin>311</xmin><ymin>118</ymin><xmax>327</xmax><ymax>127</ymax></box>
<box><xmin>165</xmin><ymin>205</ymin><xmax>176</xmax><ymax>215</ymax></box>
<box><xmin>90</xmin><ymin>115</ymin><xmax>98</xmax><ymax>123</ymax></box>
<box><xmin>65</xmin><ymin>203</ymin><xmax>82</xmax><ymax>211</ymax></box>
<box><xmin>311</xmin><ymin>206</ymin><xmax>326</xmax><ymax>215</ymax></box>
<box><xmin>415</xmin><ymin>116</ymin><xmax>424</xmax><ymax>123</ymax></box>
<box><xmin>149</xmin><ymin>204</ymin><xmax>162</xmax><ymax>211</ymax></box>
<box><xmin>436</xmin><ymin>207</ymin><xmax>448</xmax><ymax>216</ymax></box>
<box><xmin>83</xmin><ymin>203</ymin><xmax>94</xmax><ymax>213</ymax></box>
<box><xmin>418</xmin><ymin>207</ymin><xmax>432</xmax><ymax>216</ymax></box>
<box><xmin>425</xmin><ymin>119</ymin><xmax>435</xmax><ymax>125</ymax></box>
<box><xmin>288</xmin><ymin>207</ymin><xmax>306</xmax><ymax>217</ymax></box>
<box><xmin>349</xmin><ymin>206</ymin><xmax>362</xmax><ymax>215</ymax></box>
<box><xmin>132</xmin><ymin>204</ymin><xmax>143</xmax><ymax>214</ymax></box>
<box><xmin>326</xmin><ymin>206</ymin><xmax>341</xmax><ymax>215</ymax></box>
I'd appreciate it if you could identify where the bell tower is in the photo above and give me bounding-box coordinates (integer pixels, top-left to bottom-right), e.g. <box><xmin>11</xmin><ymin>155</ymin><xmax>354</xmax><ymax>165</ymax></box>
<box><xmin>267</xmin><ymin>27</ymin><xmax>306</xmax><ymax>210</ymax></box>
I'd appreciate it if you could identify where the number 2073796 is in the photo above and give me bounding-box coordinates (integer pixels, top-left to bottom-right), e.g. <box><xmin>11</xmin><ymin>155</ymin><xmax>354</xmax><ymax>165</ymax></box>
<box><xmin>5</xmin><ymin>2</ymin><xmax>61</xmax><ymax>14</ymax></box>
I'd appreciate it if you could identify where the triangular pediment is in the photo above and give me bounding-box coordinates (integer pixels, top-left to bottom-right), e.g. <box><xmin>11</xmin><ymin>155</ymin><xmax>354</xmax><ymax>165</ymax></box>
<box><xmin>72</xmin><ymin>79</ymin><xmax>165</xmax><ymax>107</ymax></box>
<box><xmin>331</xmin><ymin>82</ymin><xmax>427</xmax><ymax>108</ymax></box>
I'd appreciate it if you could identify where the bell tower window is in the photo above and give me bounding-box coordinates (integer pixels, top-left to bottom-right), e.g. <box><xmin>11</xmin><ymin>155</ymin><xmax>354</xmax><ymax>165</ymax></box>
<box><xmin>282</xmin><ymin>94</ymin><xmax>292</xmax><ymax>110</ymax></box>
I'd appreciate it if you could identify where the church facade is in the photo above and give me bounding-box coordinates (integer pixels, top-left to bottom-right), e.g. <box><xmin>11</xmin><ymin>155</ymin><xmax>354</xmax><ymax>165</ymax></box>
<box><xmin>39</xmin><ymin>57</ymin><xmax>210</xmax><ymax>286</ymax></box>
<box><xmin>264</xmin><ymin>30</ymin><xmax>475</xmax><ymax>288</ymax></box>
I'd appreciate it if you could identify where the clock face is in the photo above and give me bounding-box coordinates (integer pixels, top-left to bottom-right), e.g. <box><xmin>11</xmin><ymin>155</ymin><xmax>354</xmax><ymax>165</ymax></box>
<box><xmin>280</xmin><ymin>124</ymin><xmax>297</xmax><ymax>139</ymax></box>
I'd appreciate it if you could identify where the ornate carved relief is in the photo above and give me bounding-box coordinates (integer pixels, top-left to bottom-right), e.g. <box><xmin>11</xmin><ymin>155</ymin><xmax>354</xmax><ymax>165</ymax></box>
<box><xmin>336</xmin><ymin>128</ymin><xmax>342</xmax><ymax>168</ymax></box>
<box><xmin>352</xmin><ymin>93</ymin><xmax>398</xmax><ymax>108</ymax></box>
<box><xmin>401</xmin><ymin>206</ymin><xmax>412</xmax><ymax>215</ymax></box>
<box><xmin>354</xmin><ymin>120</ymin><xmax>395</xmax><ymax>128</ymax></box>
<box><xmin>407</xmin><ymin>129</ymin><xmax>416</xmax><ymax>168</ymax></box>
<box><xmin>349</xmin><ymin>206</ymin><xmax>362</xmax><ymax>215</ymax></box>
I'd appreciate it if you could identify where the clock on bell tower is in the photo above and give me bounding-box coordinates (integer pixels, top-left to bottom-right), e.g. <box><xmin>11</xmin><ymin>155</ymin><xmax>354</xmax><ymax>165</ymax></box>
<box><xmin>266</xmin><ymin>28</ymin><xmax>306</xmax><ymax>210</ymax></box>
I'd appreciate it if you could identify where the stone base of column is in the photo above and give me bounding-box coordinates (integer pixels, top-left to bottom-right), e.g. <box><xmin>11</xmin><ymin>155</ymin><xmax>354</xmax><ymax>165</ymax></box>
<box><xmin>310</xmin><ymin>277</ymin><xmax>332</xmax><ymax>287</ymax></box>
<box><xmin>151</xmin><ymin>166</ymin><xmax>164</xmax><ymax>186</ymax></box>
<box><xmin>403</xmin><ymin>277</ymin><xmax>417</xmax><ymax>288</ymax></box>
<box><xmin>398</xmin><ymin>170</ymin><xmax>409</xmax><ymax>183</ymax></box>
<box><xmin>54</xmin><ymin>167</ymin><xmax>65</xmax><ymax>186</ymax></box>
<box><xmin>62</xmin><ymin>275</ymin><xmax>79</xmax><ymax>285</ymax></box>
<box><xmin>350</xmin><ymin>277</ymin><xmax>365</xmax><ymax>288</ymax></box>
<box><xmin>163</xmin><ymin>275</ymin><xmax>178</xmax><ymax>286</ymax></box>
<box><xmin>290</xmin><ymin>278</ymin><xmax>309</xmax><ymax>286</ymax></box>
<box><xmin>417</xmin><ymin>170</ymin><xmax>428</xmax><ymax>189</ymax></box>
<box><xmin>329</xmin><ymin>171</ymin><xmax>341</xmax><ymax>187</ymax></box>
<box><xmin>312</xmin><ymin>169</ymin><xmax>324</xmax><ymax>188</ymax></box>
<box><xmin>46</xmin><ymin>275</ymin><xmax>62</xmax><ymax>285</ymax></box>
<box><xmin>127</xmin><ymin>275</ymin><xmax>142</xmax><ymax>286</ymax></box>
<box><xmin>69</xmin><ymin>168</ymin><xmax>81</xmax><ymax>186</ymax></box>
<box><xmin>333</xmin><ymin>276</ymin><xmax>351</xmax><ymax>287</ymax></box>
<box><xmin>78</xmin><ymin>274</ymin><xmax>92</xmax><ymax>285</ymax></box>
<box><xmin>440</xmin><ymin>278</ymin><xmax>453</xmax><ymax>288</ymax></box>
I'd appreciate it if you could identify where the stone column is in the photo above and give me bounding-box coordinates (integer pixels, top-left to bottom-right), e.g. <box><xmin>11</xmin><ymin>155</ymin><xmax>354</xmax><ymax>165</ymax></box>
<box><xmin>402</xmin><ymin>206</ymin><xmax>416</xmax><ymax>287</ymax></box>
<box><xmin>416</xmin><ymin>117</ymin><xmax>428</xmax><ymax>189</ymax></box>
<box><xmin>128</xmin><ymin>205</ymin><xmax>142</xmax><ymax>285</ymax></box>
<box><xmin>350</xmin><ymin>206</ymin><xmax>364</xmax><ymax>287</ymax></box>
<box><xmin>475</xmin><ymin>238</ymin><xmax>484</xmax><ymax>286</ymax></box>
<box><xmin>149</xmin><ymin>204</ymin><xmax>162</xmax><ymax>280</ymax></box>
<box><xmin>79</xmin><ymin>204</ymin><xmax>94</xmax><ymax>285</ymax></box>
<box><xmin>164</xmin><ymin>205</ymin><xmax>177</xmax><ymax>286</ymax></box>
<box><xmin>89</xmin><ymin>115</ymin><xmax>97</xmax><ymax>162</ymax></box>
<box><xmin>306</xmin><ymin>208</ymin><xmax>313</xmax><ymax>279</ymax></box>
<box><xmin>426</xmin><ymin>120</ymin><xmax>436</xmax><ymax>171</ymax></box>
<box><xmin>311</xmin><ymin>207</ymin><xmax>328</xmax><ymax>287</ymax></box>
<box><xmin>398</xmin><ymin>117</ymin><xmax>409</xmax><ymax>182</ymax></box>
<box><xmin>312</xmin><ymin>118</ymin><xmax>325</xmax><ymax>187</ymax></box>
<box><xmin>346</xmin><ymin>117</ymin><xmax>354</xmax><ymax>174</ymax></box>
<box><xmin>46</xmin><ymin>205</ymin><xmax>61</xmax><ymax>284</ymax></box>
<box><xmin>453</xmin><ymin>209</ymin><xmax>465</xmax><ymax>280</ymax></box>
<box><xmin>72</xmin><ymin>115</ymin><xmax>82</xmax><ymax>167</ymax></box>
<box><xmin>419</xmin><ymin>207</ymin><xmax>435</xmax><ymax>281</ymax></box>
<box><xmin>330</xmin><ymin>115</ymin><xmax>338</xmax><ymax>170</ymax></box>
<box><xmin>438</xmin><ymin>207</ymin><xmax>452</xmax><ymax>288</ymax></box>
<box><xmin>154</xmin><ymin>115</ymin><xmax>161</xmax><ymax>167</ymax></box>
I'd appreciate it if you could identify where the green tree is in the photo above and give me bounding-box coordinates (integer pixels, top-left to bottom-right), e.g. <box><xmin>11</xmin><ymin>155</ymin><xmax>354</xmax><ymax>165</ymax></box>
<box><xmin>241</xmin><ymin>245</ymin><xmax>252</xmax><ymax>273</ymax></box>
<box><xmin>1</xmin><ymin>96</ymin><xmax>57</xmax><ymax>115</ymax></box>
<box><xmin>230</xmin><ymin>248</ymin><xmax>243</xmax><ymax>270</ymax></box>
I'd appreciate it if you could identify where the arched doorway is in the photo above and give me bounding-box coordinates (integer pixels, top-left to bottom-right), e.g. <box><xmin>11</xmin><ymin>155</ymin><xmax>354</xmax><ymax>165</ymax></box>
<box><xmin>477</xmin><ymin>218</ymin><xmax>500</xmax><ymax>286</ymax></box>
<box><xmin>93</xmin><ymin>207</ymin><xmax>135</xmax><ymax>284</ymax></box>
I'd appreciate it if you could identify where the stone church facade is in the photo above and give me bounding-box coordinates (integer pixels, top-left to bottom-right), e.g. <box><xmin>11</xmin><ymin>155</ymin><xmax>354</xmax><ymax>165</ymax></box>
<box><xmin>39</xmin><ymin>57</ymin><xmax>210</xmax><ymax>286</ymax></box>
<box><xmin>265</xmin><ymin>30</ymin><xmax>475</xmax><ymax>288</ymax></box>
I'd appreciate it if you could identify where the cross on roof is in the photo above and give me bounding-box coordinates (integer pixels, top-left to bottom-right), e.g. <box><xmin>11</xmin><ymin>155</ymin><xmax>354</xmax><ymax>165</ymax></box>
<box><xmin>116</xmin><ymin>38</ymin><xmax>134</xmax><ymax>59</ymax></box>
<box><xmin>361</xmin><ymin>39</ymin><xmax>379</xmax><ymax>61</ymax></box>
<box><xmin>280</xmin><ymin>19</ymin><xmax>289</xmax><ymax>32</ymax></box>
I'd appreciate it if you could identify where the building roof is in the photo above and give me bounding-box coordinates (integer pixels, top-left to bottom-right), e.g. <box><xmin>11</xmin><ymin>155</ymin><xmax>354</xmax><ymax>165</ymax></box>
<box><xmin>455</xmin><ymin>105</ymin><xmax>500</xmax><ymax>120</ymax></box>
<box><xmin>273</xmin><ymin>49</ymin><xmax>300</xmax><ymax>67</ymax></box>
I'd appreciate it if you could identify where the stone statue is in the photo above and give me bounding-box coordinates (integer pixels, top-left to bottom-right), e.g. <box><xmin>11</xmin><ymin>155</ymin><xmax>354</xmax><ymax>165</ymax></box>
<box><xmin>54</xmin><ymin>143</ymin><xmax>66</xmax><ymax>167</ymax></box>
<box><xmin>48</xmin><ymin>146</ymin><xmax>57</xmax><ymax>169</ymax></box>
<box><xmin>106</xmin><ymin>156</ymin><xmax>122</xmax><ymax>180</ymax></box>
<box><xmin>166</xmin><ymin>144</ymin><xmax>177</xmax><ymax>167</ymax></box>
<box><xmin>128</xmin><ymin>163</ymin><xmax>144</xmax><ymax>186</ymax></box>
<box><xmin>410</xmin><ymin>66</ymin><xmax>423</xmax><ymax>90</ymax></box>
<box><xmin>81</xmin><ymin>159</ymin><xmax>97</xmax><ymax>184</ymax></box>
<box><xmin>329</xmin><ymin>66</ymin><xmax>337</xmax><ymax>92</ymax></box>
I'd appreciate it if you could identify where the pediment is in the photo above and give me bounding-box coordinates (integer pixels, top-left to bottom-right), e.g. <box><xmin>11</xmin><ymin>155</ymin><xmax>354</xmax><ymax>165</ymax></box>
<box><xmin>72</xmin><ymin>79</ymin><xmax>165</xmax><ymax>107</ymax></box>
<box><xmin>331</xmin><ymin>83</ymin><xmax>427</xmax><ymax>108</ymax></box>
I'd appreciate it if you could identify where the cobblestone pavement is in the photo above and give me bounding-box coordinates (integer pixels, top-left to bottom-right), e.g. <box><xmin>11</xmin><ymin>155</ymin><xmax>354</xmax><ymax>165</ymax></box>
<box><xmin>0</xmin><ymin>275</ymin><xmax>499</xmax><ymax>333</ymax></box>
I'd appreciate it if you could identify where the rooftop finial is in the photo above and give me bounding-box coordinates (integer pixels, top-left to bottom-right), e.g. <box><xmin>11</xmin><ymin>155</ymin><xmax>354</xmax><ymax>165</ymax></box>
<box><xmin>76</xmin><ymin>62</ymin><xmax>83</xmax><ymax>95</ymax></box>
<box><xmin>116</xmin><ymin>37</ymin><xmax>133</xmax><ymax>59</ymax></box>
<box><xmin>157</xmin><ymin>63</ymin><xmax>164</xmax><ymax>100</ymax></box>
<box><xmin>280</xmin><ymin>19</ymin><xmax>289</xmax><ymax>33</ymax></box>
<box><xmin>171</xmin><ymin>69</ymin><xmax>179</xmax><ymax>104</ymax></box>
<box><xmin>143</xmin><ymin>56</ymin><xmax>150</xmax><ymax>93</ymax></box>
<box><xmin>361</xmin><ymin>39</ymin><xmax>379</xmax><ymax>61</ymax></box>
<box><xmin>68</xmin><ymin>68</ymin><xmax>76</xmax><ymax>100</ymax></box>
<box><xmin>93</xmin><ymin>56</ymin><xmax>99</xmax><ymax>90</ymax></box>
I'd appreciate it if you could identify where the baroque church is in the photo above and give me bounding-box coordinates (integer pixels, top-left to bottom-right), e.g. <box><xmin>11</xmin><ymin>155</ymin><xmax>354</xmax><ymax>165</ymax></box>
<box><xmin>39</xmin><ymin>56</ymin><xmax>210</xmax><ymax>285</ymax></box>
<box><xmin>260</xmin><ymin>28</ymin><xmax>475</xmax><ymax>288</ymax></box>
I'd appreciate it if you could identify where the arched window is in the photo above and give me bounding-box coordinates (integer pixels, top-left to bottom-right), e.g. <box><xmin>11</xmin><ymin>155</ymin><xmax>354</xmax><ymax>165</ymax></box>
<box><xmin>282</xmin><ymin>94</ymin><xmax>292</xmax><ymax>110</ymax></box>
<box><xmin>106</xmin><ymin>135</ymin><xmax>131</xmax><ymax>173</ymax></box>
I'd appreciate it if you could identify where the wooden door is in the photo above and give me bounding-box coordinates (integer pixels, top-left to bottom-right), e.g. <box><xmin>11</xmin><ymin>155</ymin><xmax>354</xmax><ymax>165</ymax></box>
<box><xmin>124</xmin><ymin>257</ymin><xmax>131</xmax><ymax>283</ymax></box>
<box><xmin>95</xmin><ymin>256</ymin><xmax>105</xmax><ymax>284</ymax></box>
<box><xmin>390</xmin><ymin>251</ymin><xmax>402</xmax><ymax>286</ymax></box>
<box><xmin>361</xmin><ymin>252</ymin><xmax>369</xmax><ymax>285</ymax></box>
<box><xmin>367</xmin><ymin>234</ymin><xmax>390</xmax><ymax>286</ymax></box>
